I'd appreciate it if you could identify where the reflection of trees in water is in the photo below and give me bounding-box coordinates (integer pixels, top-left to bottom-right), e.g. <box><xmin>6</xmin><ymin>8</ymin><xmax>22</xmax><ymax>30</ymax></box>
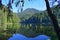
<box><xmin>20</xmin><ymin>14</ymin><xmax>53</xmax><ymax>31</ymax></box>
<box><xmin>20</xmin><ymin>16</ymin><xmax>40</xmax><ymax>31</ymax></box>
<box><xmin>5</xmin><ymin>23</ymin><xmax>20</xmax><ymax>34</ymax></box>
<box><xmin>19</xmin><ymin>14</ymin><xmax>56</xmax><ymax>37</ymax></box>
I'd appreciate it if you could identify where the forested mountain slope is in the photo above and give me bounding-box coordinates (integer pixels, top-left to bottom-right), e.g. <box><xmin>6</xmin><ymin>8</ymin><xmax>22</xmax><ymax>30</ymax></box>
<box><xmin>17</xmin><ymin>5</ymin><xmax>60</xmax><ymax>39</ymax></box>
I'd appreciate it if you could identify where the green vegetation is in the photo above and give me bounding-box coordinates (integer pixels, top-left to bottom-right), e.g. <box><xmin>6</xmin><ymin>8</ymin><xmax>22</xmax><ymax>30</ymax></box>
<box><xmin>0</xmin><ymin>6</ymin><xmax>20</xmax><ymax>40</ymax></box>
<box><xmin>0</xmin><ymin>4</ymin><xmax>60</xmax><ymax>40</ymax></box>
<box><xmin>17</xmin><ymin>5</ymin><xmax>60</xmax><ymax>40</ymax></box>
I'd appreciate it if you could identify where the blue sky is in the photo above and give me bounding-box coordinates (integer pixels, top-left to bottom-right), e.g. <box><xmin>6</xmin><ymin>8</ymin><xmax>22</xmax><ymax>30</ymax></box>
<box><xmin>23</xmin><ymin>0</ymin><xmax>46</xmax><ymax>10</ymax></box>
<box><xmin>2</xmin><ymin>0</ymin><xmax>58</xmax><ymax>13</ymax></box>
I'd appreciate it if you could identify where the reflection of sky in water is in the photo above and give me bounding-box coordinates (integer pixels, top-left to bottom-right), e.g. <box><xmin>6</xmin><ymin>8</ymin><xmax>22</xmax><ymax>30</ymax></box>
<box><xmin>9</xmin><ymin>33</ymin><xmax>50</xmax><ymax>40</ymax></box>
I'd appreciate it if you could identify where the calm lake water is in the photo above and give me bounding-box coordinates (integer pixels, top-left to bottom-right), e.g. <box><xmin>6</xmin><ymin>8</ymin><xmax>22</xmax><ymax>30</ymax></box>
<box><xmin>8</xmin><ymin>33</ymin><xmax>50</xmax><ymax>40</ymax></box>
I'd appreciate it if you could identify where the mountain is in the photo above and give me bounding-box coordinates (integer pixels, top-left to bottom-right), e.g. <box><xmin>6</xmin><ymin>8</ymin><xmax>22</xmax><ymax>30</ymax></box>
<box><xmin>17</xmin><ymin>4</ymin><xmax>60</xmax><ymax>26</ymax></box>
<box><xmin>18</xmin><ymin>8</ymin><xmax>41</xmax><ymax>20</ymax></box>
<box><xmin>17</xmin><ymin>4</ymin><xmax>60</xmax><ymax>37</ymax></box>
<box><xmin>18</xmin><ymin>4</ymin><xmax>60</xmax><ymax>20</ymax></box>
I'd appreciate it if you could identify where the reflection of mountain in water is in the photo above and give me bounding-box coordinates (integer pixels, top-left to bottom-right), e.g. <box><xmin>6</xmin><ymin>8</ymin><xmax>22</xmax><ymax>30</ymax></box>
<box><xmin>17</xmin><ymin>5</ymin><xmax>60</xmax><ymax>37</ymax></box>
<box><xmin>18</xmin><ymin>8</ymin><xmax>54</xmax><ymax>37</ymax></box>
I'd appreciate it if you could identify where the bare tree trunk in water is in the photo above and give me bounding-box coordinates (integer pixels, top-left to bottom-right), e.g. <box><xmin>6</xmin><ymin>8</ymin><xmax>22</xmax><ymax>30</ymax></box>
<box><xmin>45</xmin><ymin>0</ymin><xmax>60</xmax><ymax>40</ymax></box>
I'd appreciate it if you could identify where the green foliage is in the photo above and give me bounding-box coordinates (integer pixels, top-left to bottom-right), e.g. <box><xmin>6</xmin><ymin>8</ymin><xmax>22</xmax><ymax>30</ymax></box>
<box><xmin>17</xmin><ymin>5</ymin><xmax>60</xmax><ymax>39</ymax></box>
<box><xmin>0</xmin><ymin>33</ymin><xmax>12</xmax><ymax>40</ymax></box>
<box><xmin>0</xmin><ymin>5</ymin><xmax>20</xmax><ymax>33</ymax></box>
<box><xmin>0</xmin><ymin>3</ymin><xmax>60</xmax><ymax>40</ymax></box>
<box><xmin>0</xmin><ymin>5</ymin><xmax>20</xmax><ymax>40</ymax></box>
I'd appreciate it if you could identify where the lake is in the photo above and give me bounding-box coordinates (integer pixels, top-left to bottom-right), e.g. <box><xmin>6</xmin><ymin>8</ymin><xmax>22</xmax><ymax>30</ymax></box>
<box><xmin>8</xmin><ymin>33</ymin><xmax>50</xmax><ymax>40</ymax></box>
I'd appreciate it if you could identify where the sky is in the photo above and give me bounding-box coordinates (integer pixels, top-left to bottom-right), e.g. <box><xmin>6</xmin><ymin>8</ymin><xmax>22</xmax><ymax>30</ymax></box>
<box><xmin>2</xmin><ymin>0</ymin><xmax>58</xmax><ymax>13</ymax></box>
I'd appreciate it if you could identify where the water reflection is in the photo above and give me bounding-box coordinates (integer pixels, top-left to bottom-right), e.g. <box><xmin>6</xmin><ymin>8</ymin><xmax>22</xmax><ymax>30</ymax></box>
<box><xmin>18</xmin><ymin>15</ymin><xmax>54</xmax><ymax>37</ymax></box>
<box><xmin>9</xmin><ymin>33</ymin><xmax>50</xmax><ymax>40</ymax></box>
<box><xmin>0</xmin><ymin>14</ymin><xmax>57</xmax><ymax>40</ymax></box>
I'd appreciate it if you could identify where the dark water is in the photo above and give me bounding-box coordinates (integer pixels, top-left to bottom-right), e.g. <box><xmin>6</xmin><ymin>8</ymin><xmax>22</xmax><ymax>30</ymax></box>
<box><xmin>8</xmin><ymin>33</ymin><xmax>50</xmax><ymax>40</ymax></box>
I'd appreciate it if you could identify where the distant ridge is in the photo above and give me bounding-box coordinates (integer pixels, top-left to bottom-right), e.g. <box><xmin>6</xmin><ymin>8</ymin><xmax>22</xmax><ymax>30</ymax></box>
<box><xmin>18</xmin><ymin>4</ymin><xmax>60</xmax><ymax>20</ymax></box>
